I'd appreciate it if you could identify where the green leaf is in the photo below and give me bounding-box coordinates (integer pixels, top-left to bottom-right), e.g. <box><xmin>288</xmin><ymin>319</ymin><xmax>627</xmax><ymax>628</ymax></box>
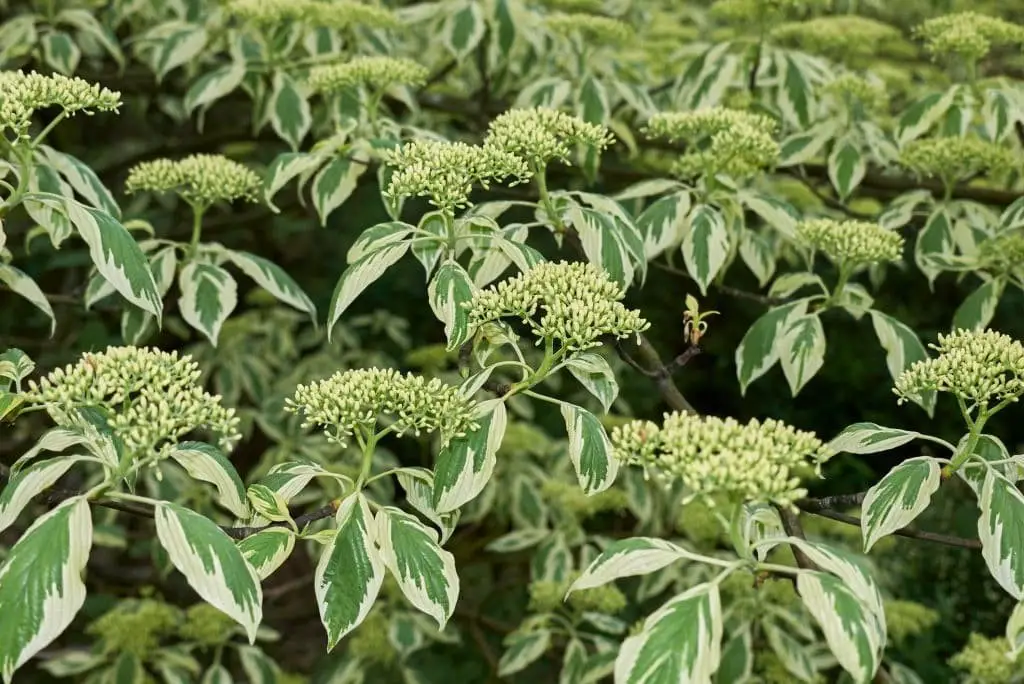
<box><xmin>246</xmin><ymin>484</ymin><xmax>290</xmax><ymax>523</ymax></box>
<box><xmin>896</xmin><ymin>87</ymin><xmax>959</xmax><ymax>146</ymax></box>
<box><xmin>0</xmin><ymin>348</ymin><xmax>34</xmax><ymax>390</ymax></box>
<box><xmin>55</xmin><ymin>9</ymin><xmax>123</xmax><ymax>66</ymax></box>
<box><xmin>578</xmin><ymin>75</ymin><xmax>609</xmax><ymax>125</ymax></box>
<box><xmin>257</xmin><ymin>461</ymin><xmax>340</xmax><ymax>504</ymax></box>
<box><xmin>428</xmin><ymin>260</ymin><xmax>477</xmax><ymax>351</ymax></box>
<box><xmin>636</xmin><ymin>192</ymin><xmax>690</xmax><ymax>259</ymax></box>
<box><xmin>682</xmin><ymin>204</ymin><xmax>728</xmax><ymax>295</ymax></box>
<box><xmin>879</xmin><ymin>190</ymin><xmax>932</xmax><ymax>230</ymax></box>
<box><xmin>201</xmin><ymin>663</ymin><xmax>232</xmax><ymax>684</ymax></box>
<box><xmin>375</xmin><ymin>507</ymin><xmax>459</xmax><ymax>629</ymax></box>
<box><xmin>167</xmin><ymin>442</ymin><xmax>248</xmax><ymax>519</ymax></box>
<box><xmin>868</xmin><ymin>310</ymin><xmax>935</xmax><ymax>415</ymax></box>
<box><xmin>569</xmin><ymin>538</ymin><xmax>687</xmax><ymax>593</ymax></box>
<box><xmin>108</xmin><ymin>652</ymin><xmax>146</xmax><ymax>684</ymax></box>
<box><xmin>861</xmin><ymin>458</ymin><xmax>940</xmax><ymax>552</ymax></box>
<box><xmin>269</xmin><ymin>71</ymin><xmax>311</xmax><ymax>151</ymax></box>
<box><xmin>347</xmin><ymin>221</ymin><xmax>416</xmax><ymax>262</ymax></box>
<box><xmin>777</xmin><ymin>120</ymin><xmax>838</xmax><ymax>167</ymax></box>
<box><xmin>828</xmin><ymin>423</ymin><xmax>922</xmax><ymax>455</ymax></box>
<box><xmin>177</xmin><ymin>262</ymin><xmax>237</xmax><ymax>345</ymax></box>
<box><xmin>716</xmin><ymin>624</ymin><xmax>754</xmax><ymax>683</ymax></box>
<box><xmin>154</xmin><ymin>24</ymin><xmax>207</xmax><ymax>81</ymax></box>
<box><xmin>39</xmin><ymin>146</ymin><xmax>120</xmax><ymax>218</ymax></box>
<box><xmin>735</xmin><ymin>300</ymin><xmax>809</xmax><ymax>394</ymax></box>
<box><xmin>565</xmin><ymin>352</ymin><xmax>619</xmax><ymax>414</ymax></box>
<box><xmin>442</xmin><ymin>2</ymin><xmax>485</xmax><ymax>59</ymax></box>
<box><xmin>154</xmin><ymin>502</ymin><xmax>263</xmax><ymax>642</ymax></box>
<box><xmin>1006</xmin><ymin>599</ymin><xmax>1024</xmax><ymax>659</ymax></box>
<box><xmin>978</xmin><ymin>469</ymin><xmax>1024</xmax><ymax>599</ymax></box>
<box><xmin>738</xmin><ymin>230</ymin><xmax>775</xmax><ymax>287</ymax></box>
<box><xmin>185</xmin><ymin>59</ymin><xmax>246</xmax><ymax>115</ymax></box>
<box><xmin>433</xmin><ymin>399</ymin><xmax>506</xmax><ymax>514</ymax></box>
<box><xmin>511</xmin><ymin>475</ymin><xmax>546</xmax><ymax>529</ymax></box>
<box><xmin>41</xmin><ymin>31</ymin><xmax>80</xmax><ymax>75</ymax></box>
<box><xmin>316</xmin><ymin>493</ymin><xmax>384</xmax><ymax>649</ymax></box>
<box><xmin>953</xmin><ymin>278</ymin><xmax>1004</xmax><ymax>332</ymax></box>
<box><xmin>515</xmin><ymin>76</ymin><xmax>574</xmax><ymax>109</ymax></box>
<box><xmin>223</xmin><ymin>250</ymin><xmax>316</xmax><ymax>319</ymax></box>
<box><xmin>777</xmin><ymin>55</ymin><xmax>813</xmax><ymax>127</ymax></box>
<box><xmin>797</xmin><ymin>571</ymin><xmax>882</xmax><ymax>682</ymax></box>
<box><xmin>312</xmin><ymin>156</ymin><xmax>366</xmax><ymax>227</ymax></box>
<box><xmin>498</xmin><ymin>630</ymin><xmax>551</xmax><ymax>676</ymax></box>
<box><xmin>0</xmin><ymin>456</ymin><xmax>89</xmax><ymax>535</ymax></box>
<box><xmin>1000</xmin><ymin>195</ymin><xmax>1024</xmax><ymax>231</ymax></box>
<box><xmin>0</xmin><ymin>498</ymin><xmax>91</xmax><ymax>684</ymax></box>
<box><xmin>327</xmin><ymin>243</ymin><xmax>410</xmax><ymax>339</ymax></box>
<box><xmin>769</xmin><ymin>272</ymin><xmax>826</xmax><ymax>299</ymax></box>
<box><xmin>763</xmin><ymin>622</ymin><xmax>815</xmax><ymax>682</ymax></box>
<box><xmin>531</xmin><ymin>533</ymin><xmax>572</xmax><ymax>582</ymax></box>
<box><xmin>560</xmin><ymin>402</ymin><xmax>619</xmax><ymax>494</ymax></box>
<box><xmin>778</xmin><ymin>313</ymin><xmax>826</xmax><ymax>395</ymax></box>
<box><xmin>615</xmin><ymin>582</ymin><xmax>722</xmax><ymax>683</ymax></box>
<box><xmin>915</xmin><ymin>208</ymin><xmax>954</xmax><ymax>284</ymax></box>
<box><xmin>397</xmin><ymin>471</ymin><xmax>460</xmax><ymax>545</ymax></box>
<box><xmin>739</xmin><ymin>190</ymin><xmax>799</xmax><ymax>240</ymax></box>
<box><xmin>570</xmin><ymin>205</ymin><xmax>635</xmax><ymax>288</ymax></box>
<box><xmin>485</xmin><ymin>528</ymin><xmax>549</xmax><ymax>553</ymax></box>
<box><xmin>828</xmin><ymin>138</ymin><xmax>865</xmax><ymax>200</ymax></box>
<box><xmin>262</xmin><ymin>152</ymin><xmax>325</xmax><ymax>211</ymax></box>
<box><xmin>0</xmin><ymin>264</ymin><xmax>55</xmax><ymax>335</ymax></box>
<box><xmin>237</xmin><ymin>528</ymin><xmax>294</xmax><ymax>581</ymax></box>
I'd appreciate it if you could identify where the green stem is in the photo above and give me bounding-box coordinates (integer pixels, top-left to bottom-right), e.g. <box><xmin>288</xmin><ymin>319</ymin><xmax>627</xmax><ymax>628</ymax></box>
<box><xmin>534</xmin><ymin>164</ymin><xmax>563</xmax><ymax>232</ymax></box>
<box><xmin>355</xmin><ymin>427</ymin><xmax>380</xmax><ymax>489</ymax></box>
<box><xmin>31</xmin><ymin>110</ymin><xmax>67</xmax><ymax>148</ymax></box>
<box><xmin>943</xmin><ymin>410</ymin><xmax>989</xmax><ymax>478</ymax></box>
<box><xmin>508</xmin><ymin>336</ymin><xmax>557</xmax><ymax>394</ymax></box>
<box><xmin>822</xmin><ymin>262</ymin><xmax>852</xmax><ymax>309</ymax></box>
<box><xmin>188</xmin><ymin>204</ymin><xmax>206</xmax><ymax>256</ymax></box>
<box><xmin>0</xmin><ymin>145</ymin><xmax>32</xmax><ymax>218</ymax></box>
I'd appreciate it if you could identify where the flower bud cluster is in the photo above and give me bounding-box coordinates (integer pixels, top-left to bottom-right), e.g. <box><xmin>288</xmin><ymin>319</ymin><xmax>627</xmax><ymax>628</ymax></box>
<box><xmin>772</xmin><ymin>17</ymin><xmax>903</xmax><ymax>61</ymax></box>
<box><xmin>0</xmin><ymin>70</ymin><xmax>120</xmax><ymax>139</ymax></box>
<box><xmin>883</xmin><ymin>600</ymin><xmax>939</xmax><ymax>644</ymax></box>
<box><xmin>286</xmin><ymin>367</ymin><xmax>478</xmax><ymax>446</ymax></box>
<box><xmin>178</xmin><ymin>603</ymin><xmax>237</xmax><ymax>647</ymax></box>
<box><xmin>900</xmin><ymin>137</ymin><xmax>1016</xmax><ymax>183</ymax></box>
<box><xmin>308</xmin><ymin>57</ymin><xmax>428</xmax><ymax>94</ymax></box>
<box><xmin>979</xmin><ymin>232</ymin><xmax>1024</xmax><ymax>275</ymax></box>
<box><xmin>226</xmin><ymin>0</ymin><xmax>398</xmax><ymax>30</ymax></box>
<box><xmin>546</xmin><ymin>13</ymin><xmax>633</xmax><ymax>45</ymax></box>
<box><xmin>385</xmin><ymin>139</ymin><xmax>531</xmax><ymax>211</ymax></box>
<box><xmin>540</xmin><ymin>479</ymin><xmax>629</xmax><ymax>519</ymax></box>
<box><xmin>25</xmin><ymin>346</ymin><xmax>240</xmax><ymax>457</ymax></box>
<box><xmin>529</xmin><ymin>575</ymin><xmax>627</xmax><ymax>614</ymax></box>
<box><xmin>125</xmin><ymin>154</ymin><xmax>263</xmax><ymax>207</ymax></box>
<box><xmin>644</xmin><ymin>108</ymin><xmax>778</xmax><ymax>179</ymax></box>
<box><xmin>485</xmin><ymin>107</ymin><xmax>614</xmax><ymax>169</ymax></box>
<box><xmin>915</xmin><ymin>12</ymin><xmax>1024</xmax><ymax>60</ymax></box>
<box><xmin>796</xmin><ymin>219</ymin><xmax>904</xmax><ymax>266</ymax></box>
<box><xmin>538</xmin><ymin>0</ymin><xmax>604</xmax><ymax>11</ymax></box>
<box><xmin>710</xmin><ymin>0</ymin><xmax>821</xmax><ymax>27</ymax></box>
<box><xmin>895</xmin><ymin>329</ymin><xmax>1024</xmax><ymax>407</ymax></box>
<box><xmin>612</xmin><ymin>412</ymin><xmax>830</xmax><ymax>506</ymax></box>
<box><xmin>465</xmin><ymin>261</ymin><xmax>650</xmax><ymax>351</ymax></box>
<box><xmin>87</xmin><ymin>598</ymin><xmax>181</xmax><ymax>658</ymax></box>
<box><xmin>823</xmin><ymin>73</ymin><xmax>889</xmax><ymax>112</ymax></box>
<box><xmin>949</xmin><ymin>633</ymin><xmax>1021</xmax><ymax>683</ymax></box>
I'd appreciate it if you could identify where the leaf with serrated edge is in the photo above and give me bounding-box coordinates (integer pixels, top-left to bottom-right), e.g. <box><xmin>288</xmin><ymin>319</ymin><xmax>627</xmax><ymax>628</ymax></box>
<box><xmin>861</xmin><ymin>458</ymin><xmax>940</xmax><ymax>552</ymax></box>
<box><xmin>327</xmin><ymin>243</ymin><xmax>409</xmax><ymax>338</ymax></box>
<box><xmin>828</xmin><ymin>422</ymin><xmax>921</xmax><ymax>455</ymax></box>
<box><xmin>316</xmin><ymin>493</ymin><xmax>384</xmax><ymax>649</ymax></box>
<box><xmin>568</xmin><ymin>537</ymin><xmax>687</xmax><ymax>594</ymax></box>
<box><xmin>560</xmin><ymin>402</ymin><xmax>619</xmax><ymax>494</ymax></box>
<box><xmin>979</xmin><ymin>469</ymin><xmax>1024</xmax><ymax>599</ymax></box>
<box><xmin>155</xmin><ymin>502</ymin><xmax>262</xmax><ymax>642</ymax></box>
<box><xmin>433</xmin><ymin>399</ymin><xmax>506</xmax><ymax>513</ymax></box>
<box><xmin>238</xmin><ymin>528</ymin><xmax>295</xmax><ymax>580</ymax></box>
<box><xmin>797</xmin><ymin>571</ymin><xmax>882</xmax><ymax>682</ymax></box>
<box><xmin>375</xmin><ymin>507</ymin><xmax>459</xmax><ymax>629</ymax></box>
<box><xmin>0</xmin><ymin>497</ymin><xmax>92</xmax><ymax>684</ymax></box>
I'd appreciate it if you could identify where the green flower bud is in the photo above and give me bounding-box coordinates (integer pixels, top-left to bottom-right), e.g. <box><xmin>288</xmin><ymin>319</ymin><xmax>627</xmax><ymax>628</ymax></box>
<box><xmin>884</xmin><ymin>599</ymin><xmax>939</xmax><ymax>644</ymax></box>
<box><xmin>915</xmin><ymin>12</ymin><xmax>1024</xmax><ymax>61</ymax></box>
<box><xmin>710</xmin><ymin>0</ymin><xmax>825</xmax><ymax>28</ymax></box>
<box><xmin>528</xmin><ymin>580</ymin><xmax>567</xmax><ymax>613</ymax></box>
<box><xmin>772</xmin><ymin>17</ymin><xmax>904</xmax><ymax>61</ymax></box>
<box><xmin>546</xmin><ymin>13</ymin><xmax>633</xmax><ymax>45</ymax></box>
<box><xmin>949</xmin><ymin>633</ymin><xmax>1021</xmax><ymax>683</ymax></box>
<box><xmin>900</xmin><ymin>137</ymin><xmax>1016</xmax><ymax>184</ymax></box>
<box><xmin>24</xmin><ymin>346</ymin><xmax>240</xmax><ymax>458</ymax></box>
<box><xmin>823</xmin><ymin>73</ymin><xmax>889</xmax><ymax>113</ymax></box>
<box><xmin>541</xmin><ymin>479</ymin><xmax>629</xmax><ymax>519</ymax></box>
<box><xmin>178</xmin><ymin>603</ymin><xmax>237</xmax><ymax>647</ymax></box>
<box><xmin>226</xmin><ymin>0</ymin><xmax>399</xmax><ymax>30</ymax></box>
<box><xmin>796</xmin><ymin>219</ymin><xmax>904</xmax><ymax>266</ymax></box>
<box><xmin>465</xmin><ymin>261</ymin><xmax>650</xmax><ymax>352</ymax></box>
<box><xmin>87</xmin><ymin>598</ymin><xmax>181</xmax><ymax>658</ymax></box>
<box><xmin>484</xmin><ymin>107</ymin><xmax>614</xmax><ymax>169</ymax></box>
<box><xmin>125</xmin><ymin>154</ymin><xmax>263</xmax><ymax>206</ymax></box>
<box><xmin>673</xmin><ymin>498</ymin><xmax>726</xmax><ymax>547</ymax></box>
<box><xmin>0</xmin><ymin>70</ymin><xmax>120</xmax><ymax>139</ymax></box>
<box><xmin>644</xmin><ymin>108</ymin><xmax>778</xmax><ymax>179</ymax></box>
<box><xmin>979</xmin><ymin>232</ymin><xmax>1024</xmax><ymax>276</ymax></box>
<box><xmin>308</xmin><ymin>57</ymin><xmax>428</xmax><ymax>94</ymax></box>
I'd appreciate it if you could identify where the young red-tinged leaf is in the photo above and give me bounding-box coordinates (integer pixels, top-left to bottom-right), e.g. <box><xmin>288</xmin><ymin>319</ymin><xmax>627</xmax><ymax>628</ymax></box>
<box><xmin>735</xmin><ymin>300</ymin><xmax>810</xmax><ymax>393</ymax></box>
<box><xmin>155</xmin><ymin>503</ymin><xmax>263</xmax><ymax>642</ymax></box>
<box><xmin>615</xmin><ymin>582</ymin><xmax>722</xmax><ymax>683</ymax></box>
<box><xmin>560</xmin><ymin>403</ymin><xmax>619</xmax><ymax>494</ymax></box>
<box><xmin>569</xmin><ymin>538</ymin><xmax>688</xmax><ymax>594</ymax></box>
<box><xmin>238</xmin><ymin>528</ymin><xmax>294</xmax><ymax>581</ymax></box>
<box><xmin>797</xmin><ymin>571</ymin><xmax>883</xmax><ymax>682</ymax></box>
<box><xmin>317</xmin><ymin>494</ymin><xmax>385</xmax><ymax>648</ymax></box>
<box><xmin>177</xmin><ymin>262</ymin><xmax>237</xmax><ymax>345</ymax></box>
<box><xmin>0</xmin><ymin>497</ymin><xmax>92</xmax><ymax>684</ymax></box>
<box><xmin>861</xmin><ymin>457</ymin><xmax>941</xmax><ymax>552</ymax></box>
<box><xmin>433</xmin><ymin>399</ymin><xmax>506</xmax><ymax>513</ymax></box>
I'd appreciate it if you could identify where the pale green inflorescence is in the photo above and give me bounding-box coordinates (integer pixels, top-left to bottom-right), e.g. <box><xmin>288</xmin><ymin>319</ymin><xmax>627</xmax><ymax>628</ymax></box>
<box><xmin>979</xmin><ymin>231</ymin><xmax>1024</xmax><ymax>275</ymax></box>
<box><xmin>612</xmin><ymin>412</ymin><xmax>831</xmax><ymax>506</ymax></box>
<box><xmin>24</xmin><ymin>346</ymin><xmax>241</xmax><ymax>456</ymax></box>
<box><xmin>882</xmin><ymin>599</ymin><xmax>940</xmax><ymax>643</ymax></box>
<box><xmin>644</xmin><ymin>107</ymin><xmax>779</xmax><ymax>179</ymax></box>
<box><xmin>915</xmin><ymin>12</ymin><xmax>1024</xmax><ymax>61</ymax></box>
<box><xmin>900</xmin><ymin>137</ymin><xmax>1017</xmax><ymax>183</ymax></box>
<box><xmin>545</xmin><ymin>12</ymin><xmax>634</xmax><ymax>45</ymax></box>
<box><xmin>895</xmin><ymin>329</ymin><xmax>1024</xmax><ymax>407</ymax></box>
<box><xmin>823</xmin><ymin>73</ymin><xmax>889</xmax><ymax>112</ymax></box>
<box><xmin>0</xmin><ymin>70</ymin><xmax>121</xmax><ymax>140</ymax></box>
<box><xmin>949</xmin><ymin>633</ymin><xmax>1022</xmax><ymax>683</ymax></box>
<box><xmin>225</xmin><ymin>0</ymin><xmax>399</xmax><ymax>30</ymax></box>
<box><xmin>307</xmin><ymin>57</ymin><xmax>429</xmax><ymax>94</ymax></box>
<box><xmin>484</xmin><ymin>107</ymin><xmax>615</xmax><ymax>169</ymax></box>
<box><xmin>796</xmin><ymin>219</ymin><xmax>905</xmax><ymax>266</ymax></box>
<box><xmin>285</xmin><ymin>367</ymin><xmax>479</xmax><ymax>447</ymax></box>
<box><xmin>771</xmin><ymin>16</ymin><xmax>904</xmax><ymax>61</ymax></box>
<box><xmin>710</xmin><ymin>0</ymin><xmax>823</xmax><ymax>27</ymax></box>
<box><xmin>124</xmin><ymin>154</ymin><xmax>263</xmax><ymax>206</ymax></box>
<box><xmin>87</xmin><ymin>598</ymin><xmax>181</xmax><ymax>659</ymax></box>
<box><xmin>384</xmin><ymin>139</ymin><xmax>531</xmax><ymax>212</ymax></box>
<box><xmin>465</xmin><ymin>261</ymin><xmax>650</xmax><ymax>351</ymax></box>
<box><xmin>178</xmin><ymin>603</ymin><xmax>238</xmax><ymax>647</ymax></box>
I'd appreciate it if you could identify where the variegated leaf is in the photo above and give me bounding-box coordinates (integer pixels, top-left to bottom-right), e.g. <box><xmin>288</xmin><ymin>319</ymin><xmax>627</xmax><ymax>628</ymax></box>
<box><xmin>0</xmin><ymin>455</ymin><xmax>89</xmax><ymax>535</ymax></box>
<box><xmin>433</xmin><ymin>399</ymin><xmax>506</xmax><ymax>514</ymax></box>
<box><xmin>978</xmin><ymin>469</ymin><xmax>1024</xmax><ymax>599</ymax></box>
<box><xmin>223</xmin><ymin>250</ymin><xmax>315</xmax><ymax>319</ymax></box>
<box><xmin>327</xmin><ymin>243</ymin><xmax>410</xmax><ymax>338</ymax></box>
<box><xmin>177</xmin><ymin>262</ymin><xmax>237</xmax><ymax>345</ymax></box>
<box><xmin>778</xmin><ymin>313</ymin><xmax>826</xmax><ymax>395</ymax></box>
<box><xmin>238</xmin><ymin>528</ymin><xmax>295</xmax><ymax>580</ymax></box>
<box><xmin>167</xmin><ymin>442</ymin><xmax>248</xmax><ymax>519</ymax></box>
<box><xmin>560</xmin><ymin>402</ymin><xmax>619</xmax><ymax>494</ymax></box>
<box><xmin>682</xmin><ymin>204</ymin><xmax>728</xmax><ymax>295</ymax></box>
<box><xmin>828</xmin><ymin>422</ymin><xmax>922</xmax><ymax>455</ymax></box>
<box><xmin>796</xmin><ymin>571</ymin><xmax>882</xmax><ymax>682</ymax></box>
<box><xmin>428</xmin><ymin>260</ymin><xmax>476</xmax><ymax>351</ymax></box>
<box><xmin>569</xmin><ymin>538</ymin><xmax>687</xmax><ymax>594</ymax></box>
<box><xmin>565</xmin><ymin>352</ymin><xmax>619</xmax><ymax>414</ymax></box>
<box><xmin>861</xmin><ymin>457</ymin><xmax>940</xmax><ymax>552</ymax></box>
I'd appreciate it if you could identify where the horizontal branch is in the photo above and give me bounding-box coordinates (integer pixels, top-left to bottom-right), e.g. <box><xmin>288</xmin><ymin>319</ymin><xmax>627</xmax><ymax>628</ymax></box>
<box><xmin>798</xmin><ymin>506</ymin><xmax>982</xmax><ymax>550</ymax></box>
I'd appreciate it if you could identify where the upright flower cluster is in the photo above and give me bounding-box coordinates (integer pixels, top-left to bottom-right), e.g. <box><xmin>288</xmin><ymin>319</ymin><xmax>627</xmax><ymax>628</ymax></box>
<box><xmin>125</xmin><ymin>154</ymin><xmax>263</xmax><ymax>206</ymax></box>
<box><xmin>823</xmin><ymin>73</ymin><xmax>889</xmax><ymax>113</ymax></box>
<box><xmin>644</xmin><ymin>108</ymin><xmax>778</xmax><ymax>179</ymax></box>
<box><xmin>24</xmin><ymin>346</ymin><xmax>240</xmax><ymax>456</ymax></box>
<box><xmin>225</xmin><ymin>0</ymin><xmax>398</xmax><ymax>30</ymax></box>
<box><xmin>772</xmin><ymin>17</ymin><xmax>904</xmax><ymax>61</ymax></box>
<box><xmin>484</xmin><ymin>107</ymin><xmax>614</xmax><ymax>169</ymax></box>
<box><xmin>545</xmin><ymin>13</ymin><xmax>633</xmax><ymax>45</ymax></box>
<box><xmin>308</xmin><ymin>57</ymin><xmax>428</xmax><ymax>94</ymax></box>
<box><xmin>612</xmin><ymin>412</ymin><xmax>831</xmax><ymax>506</ymax></box>
<box><xmin>465</xmin><ymin>261</ymin><xmax>649</xmax><ymax>351</ymax></box>
<box><xmin>915</xmin><ymin>12</ymin><xmax>1024</xmax><ymax>60</ymax></box>
<box><xmin>895</xmin><ymin>329</ymin><xmax>1024</xmax><ymax>407</ymax></box>
<box><xmin>796</xmin><ymin>219</ymin><xmax>905</xmax><ymax>266</ymax></box>
<box><xmin>286</xmin><ymin>368</ymin><xmax>478</xmax><ymax>447</ymax></box>
<box><xmin>710</xmin><ymin>0</ymin><xmax>822</xmax><ymax>28</ymax></box>
<box><xmin>979</xmin><ymin>232</ymin><xmax>1024</xmax><ymax>276</ymax></box>
<box><xmin>0</xmin><ymin>71</ymin><xmax>121</xmax><ymax>139</ymax></box>
<box><xmin>384</xmin><ymin>139</ymin><xmax>530</xmax><ymax>212</ymax></box>
<box><xmin>900</xmin><ymin>137</ymin><xmax>1016</xmax><ymax>184</ymax></box>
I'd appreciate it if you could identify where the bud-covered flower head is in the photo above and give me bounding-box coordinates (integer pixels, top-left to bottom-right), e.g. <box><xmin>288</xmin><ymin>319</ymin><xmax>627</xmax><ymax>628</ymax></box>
<box><xmin>612</xmin><ymin>412</ymin><xmax>831</xmax><ymax>506</ymax></box>
<box><xmin>900</xmin><ymin>137</ymin><xmax>1016</xmax><ymax>185</ymax></box>
<box><xmin>546</xmin><ymin>12</ymin><xmax>633</xmax><ymax>45</ymax></box>
<box><xmin>895</xmin><ymin>329</ymin><xmax>1024</xmax><ymax>408</ymax></box>
<box><xmin>710</xmin><ymin>0</ymin><xmax>823</xmax><ymax>28</ymax></box>
<box><xmin>0</xmin><ymin>70</ymin><xmax>121</xmax><ymax>139</ymax></box>
<box><xmin>178</xmin><ymin>603</ymin><xmax>237</xmax><ymax>647</ymax></box>
<box><xmin>465</xmin><ymin>261</ymin><xmax>650</xmax><ymax>351</ymax></box>
<box><xmin>125</xmin><ymin>154</ymin><xmax>263</xmax><ymax>207</ymax></box>
<box><xmin>24</xmin><ymin>346</ymin><xmax>240</xmax><ymax>457</ymax></box>
<box><xmin>226</xmin><ymin>0</ymin><xmax>399</xmax><ymax>30</ymax></box>
<box><xmin>644</xmin><ymin>107</ymin><xmax>779</xmax><ymax>179</ymax></box>
<box><xmin>823</xmin><ymin>73</ymin><xmax>889</xmax><ymax>113</ymax></box>
<box><xmin>385</xmin><ymin>139</ymin><xmax>531</xmax><ymax>212</ymax></box>
<box><xmin>484</xmin><ymin>107</ymin><xmax>614</xmax><ymax>169</ymax></box>
<box><xmin>772</xmin><ymin>17</ymin><xmax>904</xmax><ymax>62</ymax></box>
<box><xmin>308</xmin><ymin>57</ymin><xmax>428</xmax><ymax>94</ymax></box>
<box><xmin>949</xmin><ymin>633</ymin><xmax>1021</xmax><ymax>683</ymax></box>
<box><xmin>87</xmin><ymin>598</ymin><xmax>181</xmax><ymax>658</ymax></box>
<box><xmin>286</xmin><ymin>367</ymin><xmax>478</xmax><ymax>447</ymax></box>
<box><xmin>979</xmin><ymin>232</ymin><xmax>1024</xmax><ymax>277</ymax></box>
<box><xmin>796</xmin><ymin>219</ymin><xmax>904</xmax><ymax>266</ymax></box>
<box><xmin>915</xmin><ymin>12</ymin><xmax>1024</xmax><ymax>61</ymax></box>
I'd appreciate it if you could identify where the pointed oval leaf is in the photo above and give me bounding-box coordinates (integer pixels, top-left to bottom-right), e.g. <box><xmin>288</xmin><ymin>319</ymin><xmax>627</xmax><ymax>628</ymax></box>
<box><xmin>682</xmin><ymin>204</ymin><xmax>728</xmax><ymax>295</ymax></box>
<box><xmin>327</xmin><ymin>243</ymin><xmax>410</xmax><ymax>338</ymax></box>
<box><xmin>167</xmin><ymin>442</ymin><xmax>248</xmax><ymax>519</ymax></box>
<box><xmin>978</xmin><ymin>469</ymin><xmax>1024</xmax><ymax>599</ymax></box>
<box><xmin>796</xmin><ymin>571</ymin><xmax>882</xmax><ymax>682</ymax></box>
<box><xmin>313</xmin><ymin>156</ymin><xmax>366</xmax><ymax>227</ymax></box>
<box><xmin>428</xmin><ymin>260</ymin><xmax>477</xmax><ymax>351</ymax></box>
<box><xmin>779</xmin><ymin>313</ymin><xmax>826</xmax><ymax>396</ymax></box>
<box><xmin>178</xmin><ymin>262</ymin><xmax>238</xmax><ymax>345</ymax></box>
<box><xmin>636</xmin><ymin>192</ymin><xmax>690</xmax><ymax>259</ymax></box>
<box><xmin>433</xmin><ymin>399</ymin><xmax>506</xmax><ymax>514</ymax></box>
<box><xmin>498</xmin><ymin>630</ymin><xmax>552</xmax><ymax>677</ymax></box>
<box><xmin>224</xmin><ymin>250</ymin><xmax>315</xmax><ymax>319</ymax></box>
<box><xmin>828</xmin><ymin>139</ymin><xmax>865</xmax><ymax>200</ymax></box>
<box><xmin>869</xmin><ymin>310</ymin><xmax>934</xmax><ymax>414</ymax></box>
<box><xmin>861</xmin><ymin>457</ymin><xmax>941</xmax><ymax>552</ymax></box>
<box><xmin>0</xmin><ymin>455</ymin><xmax>88</xmax><ymax>535</ymax></box>
<box><xmin>237</xmin><ymin>528</ymin><xmax>295</xmax><ymax>581</ymax></box>
<box><xmin>0</xmin><ymin>265</ymin><xmax>55</xmax><ymax>335</ymax></box>
<box><xmin>185</xmin><ymin>59</ymin><xmax>246</xmax><ymax>114</ymax></box>
<box><xmin>565</xmin><ymin>352</ymin><xmax>619</xmax><ymax>414</ymax></box>
<box><xmin>735</xmin><ymin>300</ymin><xmax>809</xmax><ymax>393</ymax></box>
<box><xmin>269</xmin><ymin>72</ymin><xmax>311</xmax><ymax>151</ymax></box>
<box><xmin>568</xmin><ymin>538</ymin><xmax>687</xmax><ymax>594</ymax></box>
<box><xmin>952</xmin><ymin>278</ymin><xmax>1004</xmax><ymax>332</ymax></box>
<box><xmin>560</xmin><ymin>402</ymin><xmax>619</xmax><ymax>494</ymax></box>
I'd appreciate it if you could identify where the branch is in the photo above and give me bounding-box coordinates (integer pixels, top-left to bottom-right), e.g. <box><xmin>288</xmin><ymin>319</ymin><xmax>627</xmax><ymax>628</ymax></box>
<box><xmin>799</xmin><ymin>507</ymin><xmax>982</xmax><ymax>550</ymax></box>
<box><xmin>613</xmin><ymin>337</ymin><xmax>698</xmax><ymax>414</ymax></box>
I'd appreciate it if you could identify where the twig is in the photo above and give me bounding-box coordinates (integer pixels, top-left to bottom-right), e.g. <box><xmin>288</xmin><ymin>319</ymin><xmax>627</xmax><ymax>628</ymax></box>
<box><xmin>796</xmin><ymin>492</ymin><xmax>867</xmax><ymax>512</ymax></box>
<box><xmin>801</xmin><ymin>508</ymin><xmax>982</xmax><ymax>550</ymax></box>
<box><xmin>651</xmin><ymin>262</ymin><xmax>786</xmax><ymax>305</ymax></box>
<box><xmin>613</xmin><ymin>337</ymin><xmax>697</xmax><ymax>414</ymax></box>
<box><xmin>777</xmin><ymin>505</ymin><xmax>819</xmax><ymax>571</ymax></box>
